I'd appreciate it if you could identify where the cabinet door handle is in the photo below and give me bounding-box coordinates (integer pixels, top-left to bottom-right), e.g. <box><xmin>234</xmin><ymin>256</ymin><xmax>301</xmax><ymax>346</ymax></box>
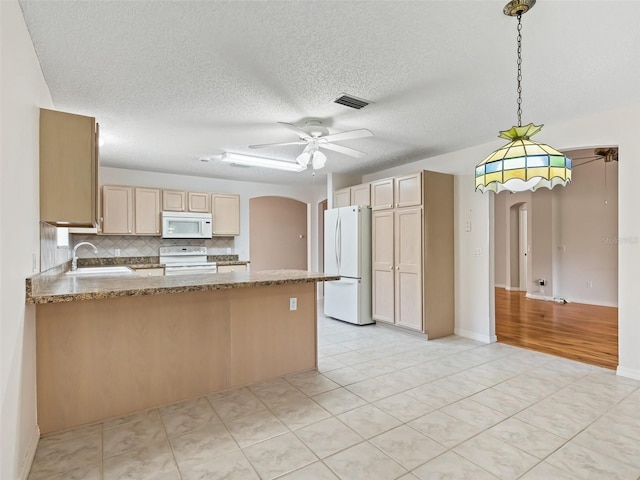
<box><xmin>395</xmin><ymin>266</ymin><xmax>399</xmax><ymax>270</ymax></box>
<box><xmin>389</xmin><ymin>266</ymin><xmax>393</xmax><ymax>270</ymax></box>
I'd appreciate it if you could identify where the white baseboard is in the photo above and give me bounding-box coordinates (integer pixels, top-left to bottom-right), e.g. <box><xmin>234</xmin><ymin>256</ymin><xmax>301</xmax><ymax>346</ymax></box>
<box><xmin>525</xmin><ymin>293</ymin><xmax>554</xmax><ymax>301</ymax></box>
<box><xmin>19</xmin><ymin>424</ymin><xmax>40</xmax><ymax>480</ymax></box>
<box><xmin>454</xmin><ymin>328</ymin><xmax>497</xmax><ymax>344</ymax></box>
<box><xmin>563</xmin><ymin>297</ymin><xmax>618</xmax><ymax>308</ymax></box>
<box><xmin>504</xmin><ymin>286</ymin><xmax>524</xmax><ymax>291</ymax></box>
<box><xmin>617</xmin><ymin>366</ymin><xmax>640</xmax><ymax>381</ymax></box>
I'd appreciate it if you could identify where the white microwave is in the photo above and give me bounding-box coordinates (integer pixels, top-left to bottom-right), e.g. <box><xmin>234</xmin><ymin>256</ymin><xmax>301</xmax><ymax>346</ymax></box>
<box><xmin>161</xmin><ymin>212</ymin><xmax>213</xmax><ymax>239</ymax></box>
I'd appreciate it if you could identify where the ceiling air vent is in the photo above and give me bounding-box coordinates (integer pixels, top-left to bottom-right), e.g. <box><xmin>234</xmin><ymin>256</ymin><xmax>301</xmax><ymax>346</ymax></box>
<box><xmin>333</xmin><ymin>93</ymin><xmax>372</xmax><ymax>110</ymax></box>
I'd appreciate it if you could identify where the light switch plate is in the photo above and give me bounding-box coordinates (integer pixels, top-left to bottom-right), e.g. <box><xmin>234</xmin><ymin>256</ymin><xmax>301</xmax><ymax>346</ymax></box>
<box><xmin>289</xmin><ymin>297</ymin><xmax>297</xmax><ymax>311</ymax></box>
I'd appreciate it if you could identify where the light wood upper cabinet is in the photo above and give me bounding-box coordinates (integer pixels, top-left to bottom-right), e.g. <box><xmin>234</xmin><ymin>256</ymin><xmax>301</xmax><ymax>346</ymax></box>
<box><xmin>350</xmin><ymin>183</ymin><xmax>371</xmax><ymax>207</ymax></box>
<box><xmin>188</xmin><ymin>192</ymin><xmax>210</xmax><ymax>213</ymax></box>
<box><xmin>371</xmin><ymin>178</ymin><xmax>394</xmax><ymax>210</ymax></box>
<box><xmin>134</xmin><ymin>187</ymin><xmax>161</xmax><ymax>235</ymax></box>
<box><xmin>40</xmin><ymin>108</ymin><xmax>98</xmax><ymax>226</ymax></box>
<box><xmin>211</xmin><ymin>194</ymin><xmax>240</xmax><ymax>236</ymax></box>
<box><xmin>162</xmin><ymin>190</ymin><xmax>186</xmax><ymax>212</ymax></box>
<box><xmin>102</xmin><ymin>186</ymin><xmax>133</xmax><ymax>234</ymax></box>
<box><xmin>333</xmin><ymin>188</ymin><xmax>351</xmax><ymax>208</ymax></box>
<box><xmin>395</xmin><ymin>172</ymin><xmax>422</xmax><ymax>208</ymax></box>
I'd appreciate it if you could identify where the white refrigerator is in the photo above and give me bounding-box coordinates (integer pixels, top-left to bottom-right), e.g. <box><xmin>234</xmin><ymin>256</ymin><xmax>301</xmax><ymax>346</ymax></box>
<box><xmin>324</xmin><ymin>206</ymin><xmax>373</xmax><ymax>325</ymax></box>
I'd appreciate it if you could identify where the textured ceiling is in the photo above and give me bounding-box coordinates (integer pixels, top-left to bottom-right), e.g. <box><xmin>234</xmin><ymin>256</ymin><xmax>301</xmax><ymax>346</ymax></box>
<box><xmin>18</xmin><ymin>1</ymin><xmax>640</xmax><ymax>186</ymax></box>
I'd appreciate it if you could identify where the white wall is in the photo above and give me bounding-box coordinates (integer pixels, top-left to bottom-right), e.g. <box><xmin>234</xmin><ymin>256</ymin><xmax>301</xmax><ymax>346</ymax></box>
<box><xmin>555</xmin><ymin>160</ymin><xmax>618</xmax><ymax>306</ymax></box>
<box><xmin>100</xmin><ymin>167</ymin><xmax>327</xmax><ymax>272</ymax></box>
<box><xmin>363</xmin><ymin>101</ymin><xmax>640</xmax><ymax>380</ymax></box>
<box><xmin>493</xmin><ymin>193</ymin><xmax>507</xmax><ymax>287</ymax></box>
<box><xmin>1</xmin><ymin>2</ymin><xmax>54</xmax><ymax>478</ymax></box>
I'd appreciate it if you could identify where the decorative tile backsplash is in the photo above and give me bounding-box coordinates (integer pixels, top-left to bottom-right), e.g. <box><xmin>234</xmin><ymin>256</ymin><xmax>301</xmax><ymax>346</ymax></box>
<box><xmin>41</xmin><ymin>222</ymin><xmax>71</xmax><ymax>271</ymax></box>
<box><xmin>70</xmin><ymin>234</ymin><xmax>235</xmax><ymax>258</ymax></box>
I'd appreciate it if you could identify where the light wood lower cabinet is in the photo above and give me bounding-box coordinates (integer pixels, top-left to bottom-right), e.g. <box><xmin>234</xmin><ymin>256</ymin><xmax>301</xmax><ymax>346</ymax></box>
<box><xmin>102</xmin><ymin>186</ymin><xmax>133</xmax><ymax>234</ymax></box>
<box><xmin>133</xmin><ymin>267</ymin><xmax>164</xmax><ymax>276</ymax></box>
<box><xmin>371</xmin><ymin>171</ymin><xmax>453</xmax><ymax>338</ymax></box>
<box><xmin>36</xmin><ymin>283</ymin><xmax>316</xmax><ymax>434</ymax></box>
<box><xmin>217</xmin><ymin>264</ymin><xmax>247</xmax><ymax>273</ymax></box>
<box><xmin>211</xmin><ymin>194</ymin><xmax>240</xmax><ymax>236</ymax></box>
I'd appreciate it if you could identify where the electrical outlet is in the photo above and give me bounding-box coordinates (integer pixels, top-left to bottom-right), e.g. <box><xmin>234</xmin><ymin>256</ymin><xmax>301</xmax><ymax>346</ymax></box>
<box><xmin>289</xmin><ymin>297</ymin><xmax>297</xmax><ymax>311</ymax></box>
<box><xmin>586</xmin><ymin>281</ymin><xmax>593</xmax><ymax>288</ymax></box>
<box><xmin>472</xmin><ymin>248</ymin><xmax>482</xmax><ymax>257</ymax></box>
<box><xmin>115</xmin><ymin>248</ymin><xmax>121</xmax><ymax>257</ymax></box>
<box><xmin>464</xmin><ymin>221</ymin><xmax>472</xmax><ymax>232</ymax></box>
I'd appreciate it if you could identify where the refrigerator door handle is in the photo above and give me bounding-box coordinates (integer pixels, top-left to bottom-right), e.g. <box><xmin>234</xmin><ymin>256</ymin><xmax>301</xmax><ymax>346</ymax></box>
<box><xmin>337</xmin><ymin>215</ymin><xmax>342</xmax><ymax>271</ymax></box>
<box><xmin>334</xmin><ymin>214</ymin><xmax>340</xmax><ymax>270</ymax></box>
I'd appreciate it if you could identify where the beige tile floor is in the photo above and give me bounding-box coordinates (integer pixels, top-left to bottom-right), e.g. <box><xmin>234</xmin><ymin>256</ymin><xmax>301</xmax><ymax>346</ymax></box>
<box><xmin>29</xmin><ymin>312</ymin><xmax>640</xmax><ymax>480</ymax></box>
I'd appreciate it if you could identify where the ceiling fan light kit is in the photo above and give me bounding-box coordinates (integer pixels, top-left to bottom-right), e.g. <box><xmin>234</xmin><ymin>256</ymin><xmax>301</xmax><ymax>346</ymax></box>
<box><xmin>249</xmin><ymin>120</ymin><xmax>373</xmax><ymax>171</ymax></box>
<box><xmin>220</xmin><ymin>152</ymin><xmax>305</xmax><ymax>172</ymax></box>
<box><xmin>475</xmin><ymin>0</ymin><xmax>572</xmax><ymax>194</ymax></box>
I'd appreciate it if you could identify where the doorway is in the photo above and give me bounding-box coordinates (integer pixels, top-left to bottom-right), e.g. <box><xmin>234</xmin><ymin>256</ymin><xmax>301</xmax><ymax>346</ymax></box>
<box><xmin>249</xmin><ymin>196</ymin><xmax>308</xmax><ymax>271</ymax></box>
<box><xmin>518</xmin><ymin>206</ymin><xmax>528</xmax><ymax>291</ymax></box>
<box><xmin>493</xmin><ymin>146</ymin><xmax>619</xmax><ymax>369</ymax></box>
<box><xmin>318</xmin><ymin>199</ymin><xmax>328</xmax><ymax>297</ymax></box>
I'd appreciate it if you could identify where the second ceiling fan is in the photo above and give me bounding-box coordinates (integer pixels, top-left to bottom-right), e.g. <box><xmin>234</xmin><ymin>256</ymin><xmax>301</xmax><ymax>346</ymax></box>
<box><xmin>249</xmin><ymin>120</ymin><xmax>373</xmax><ymax>169</ymax></box>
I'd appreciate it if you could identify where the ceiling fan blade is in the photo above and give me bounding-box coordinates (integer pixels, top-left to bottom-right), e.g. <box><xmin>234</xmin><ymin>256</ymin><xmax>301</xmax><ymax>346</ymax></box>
<box><xmin>277</xmin><ymin>122</ymin><xmax>312</xmax><ymax>140</ymax></box>
<box><xmin>320</xmin><ymin>142</ymin><xmax>367</xmax><ymax>158</ymax></box>
<box><xmin>573</xmin><ymin>157</ymin><xmax>605</xmax><ymax>167</ymax></box>
<box><xmin>570</xmin><ymin>155</ymin><xmax>600</xmax><ymax>161</ymax></box>
<box><xmin>322</xmin><ymin>128</ymin><xmax>373</xmax><ymax>143</ymax></box>
<box><xmin>249</xmin><ymin>141</ymin><xmax>306</xmax><ymax>149</ymax></box>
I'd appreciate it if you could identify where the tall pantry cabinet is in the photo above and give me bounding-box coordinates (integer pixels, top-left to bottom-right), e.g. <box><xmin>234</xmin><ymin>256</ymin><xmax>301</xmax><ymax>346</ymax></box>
<box><xmin>371</xmin><ymin>171</ymin><xmax>454</xmax><ymax>338</ymax></box>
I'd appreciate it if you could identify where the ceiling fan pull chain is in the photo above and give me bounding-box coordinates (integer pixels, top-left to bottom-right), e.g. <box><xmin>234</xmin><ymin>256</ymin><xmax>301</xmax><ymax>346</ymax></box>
<box><xmin>516</xmin><ymin>13</ymin><xmax>523</xmax><ymax>127</ymax></box>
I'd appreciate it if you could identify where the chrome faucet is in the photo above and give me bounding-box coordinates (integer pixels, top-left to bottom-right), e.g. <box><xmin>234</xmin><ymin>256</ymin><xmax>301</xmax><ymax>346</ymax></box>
<box><xmin>71</xmin><ymin>242</ymin><xmax>98</xmax><ymax>271</ymax></box>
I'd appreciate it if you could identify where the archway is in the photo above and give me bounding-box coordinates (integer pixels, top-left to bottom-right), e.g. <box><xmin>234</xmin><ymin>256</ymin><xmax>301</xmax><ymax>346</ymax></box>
<box><xmin>249</xmin><ymin>196</ymin><xmax>308</xmax><ymax>271</ymax></box>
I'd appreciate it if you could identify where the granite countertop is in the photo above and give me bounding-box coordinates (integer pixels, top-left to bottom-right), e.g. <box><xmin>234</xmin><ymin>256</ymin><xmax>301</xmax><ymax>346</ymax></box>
<box><xmin>26</xmin><ymin>269</ymin><xmax>338</xmax><ymax>305</ymax></box>
<box><xmin>77</xmin><ymin>256</ymin><xmax>249</xmax><ymax>267</ymax></box>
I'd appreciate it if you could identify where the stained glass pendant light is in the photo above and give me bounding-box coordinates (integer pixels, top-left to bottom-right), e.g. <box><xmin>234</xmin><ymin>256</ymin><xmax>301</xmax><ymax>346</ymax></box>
<box><xmin>475</xmin><ymin>0</ymin><xmax>572</xmax><ymax>193</ymax></box>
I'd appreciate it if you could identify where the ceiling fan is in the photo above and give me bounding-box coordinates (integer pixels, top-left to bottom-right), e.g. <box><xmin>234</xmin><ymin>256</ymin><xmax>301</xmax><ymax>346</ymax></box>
<box><xmin>249</xmin><ymin>120</ymin><xmax>373</xmax><ymax>169</ymax></box>
<box><xmin>571</xmin><ymin>147</ymin><xmax>618</xmax><ymax>167</ymax></box>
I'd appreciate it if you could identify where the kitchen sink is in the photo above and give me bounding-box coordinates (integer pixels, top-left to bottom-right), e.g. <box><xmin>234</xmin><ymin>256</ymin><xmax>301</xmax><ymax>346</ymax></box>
<box><xmin>66</xmin><ymin>266</ymin><xmax>134</xmax><ymax>276</ymax></box>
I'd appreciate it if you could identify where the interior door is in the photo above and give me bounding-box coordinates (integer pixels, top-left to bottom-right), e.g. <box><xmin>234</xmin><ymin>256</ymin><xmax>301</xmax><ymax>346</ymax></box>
<box><xmin>249</xmin><ymin>196</ymin><xmax>307</xmax><ymax>271</ymax></box>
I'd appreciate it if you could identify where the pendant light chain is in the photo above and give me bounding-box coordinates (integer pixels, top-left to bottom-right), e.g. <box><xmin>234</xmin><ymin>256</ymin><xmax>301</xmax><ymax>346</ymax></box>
<box><xmin>516</xmin><ymin>13</ymin><xmax>523</xmax><ymax>127</ymax></box>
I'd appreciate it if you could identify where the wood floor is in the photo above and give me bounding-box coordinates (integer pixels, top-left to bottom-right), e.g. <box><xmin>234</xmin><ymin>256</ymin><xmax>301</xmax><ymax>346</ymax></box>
<box><xmin>495</xmin><ymin>288</ymin><xmax>618</xmax><ymax>370</ymax></box>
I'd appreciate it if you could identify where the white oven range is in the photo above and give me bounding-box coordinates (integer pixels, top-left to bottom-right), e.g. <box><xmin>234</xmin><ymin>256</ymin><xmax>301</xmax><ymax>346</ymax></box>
<box><xmin>159</xmin><ymin>246</ymin><xmax>218</xmax><ymax>275</ymax></box>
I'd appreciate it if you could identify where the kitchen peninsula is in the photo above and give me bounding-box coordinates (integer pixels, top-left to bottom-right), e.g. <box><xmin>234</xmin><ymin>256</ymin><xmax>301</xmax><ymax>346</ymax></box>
<box><xmin>27</xmin><ymin>269</ymin><xmax>338</xmax><ymax>434</ymax></box>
